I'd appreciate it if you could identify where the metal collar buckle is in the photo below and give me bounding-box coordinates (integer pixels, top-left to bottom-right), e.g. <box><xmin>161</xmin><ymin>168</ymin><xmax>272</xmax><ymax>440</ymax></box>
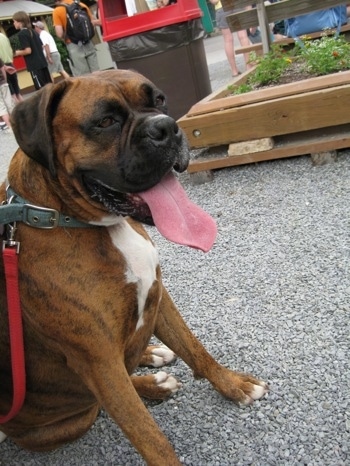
<box><xmin>3</xmin><ymin>185</ymin><xmax>93</xmax><ymax>230</ymax></box>
<box><xmin>22</xmin><ymin>204</ymin><xmax>60</xmax><ymax>229</ymax></box>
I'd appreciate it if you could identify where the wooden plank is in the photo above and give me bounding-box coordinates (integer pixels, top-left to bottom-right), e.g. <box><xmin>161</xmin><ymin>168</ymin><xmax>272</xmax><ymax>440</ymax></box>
<box><xmin>256</xmin><ymin>0</ymin><xmax>271</xmax><ymax>54</ymax></box>
<box><xmin>183</xmin><ymin>71</ymin><xmax>350</xmax><ymax>117</ymax></box>
<box><xmin>185</xmin><ymin>68</ymin><xmax>254</xmax><ymax>108</ymax></box>
<box><xmin>235</xmin><ymin>24</ymin><xmax>350</xmax><ymax>55</ymax></box>
<box><xmin>188</xmin><ymin>71</ymin><xmax>250</xmax><ymax>105</ymax></box>
<box><xmin>187</xmin><ymin>125</ymin><xmax>350</xmax><ymax>172</ymax></box>
<box><xmin>222</xmin><ymin>0</ymin><xmax>348</xmax><ymax>10</ymax></box>
<box><xmin>221</xmin><ymin>0</ymin><xmax>257</xmax><ymax>9</ymax></box>
<box><xmin>178</xmin><ymin>85</ymin><xmax>350</xmax><ymax>148</ymax></box>
<box><xmin>236</xmin><ymin>39</ymin><xmax>294</xmax><ymax>55</ymax></box>
<box><xmin>222</xmin><ymin>0</ymin><xmax>348</xmax><ymax>32</ymax></box>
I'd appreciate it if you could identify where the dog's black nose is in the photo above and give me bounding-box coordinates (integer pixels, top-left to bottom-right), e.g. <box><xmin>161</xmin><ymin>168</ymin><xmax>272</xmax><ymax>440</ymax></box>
<box><xmin>146</xmin><ymin>116</ymin><xmax>181</xmax><ymax>145</ymax></box>
<box><xmin>127</xmin><ymin>114</ymin><xmax>190</xmax><ymax>186</ymax></box>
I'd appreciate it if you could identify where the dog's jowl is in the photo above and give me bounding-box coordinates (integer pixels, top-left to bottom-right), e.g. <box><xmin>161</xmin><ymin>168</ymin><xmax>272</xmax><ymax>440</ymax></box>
<box><xmin>0</xmin><ymin>70</ymin><xmax>267</xmax><ymax>465</ymax></box>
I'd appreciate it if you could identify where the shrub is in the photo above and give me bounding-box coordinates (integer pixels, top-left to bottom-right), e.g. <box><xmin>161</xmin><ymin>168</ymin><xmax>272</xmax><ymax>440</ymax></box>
<box><xmin>230</xmin><ymin>32</ymin><xmax>350</xmax><ymax>95</ymax></box>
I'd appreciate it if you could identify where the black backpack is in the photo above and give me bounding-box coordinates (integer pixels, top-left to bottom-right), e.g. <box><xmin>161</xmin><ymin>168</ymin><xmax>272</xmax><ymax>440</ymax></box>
<box><xmin>62</xmin><ymin>0</ymin><xmax>95</xmax><ymax>44</ymax></box>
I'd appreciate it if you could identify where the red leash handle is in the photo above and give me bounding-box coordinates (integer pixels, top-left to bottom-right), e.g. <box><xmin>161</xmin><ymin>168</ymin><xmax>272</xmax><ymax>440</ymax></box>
<box><xmin>0</xmin><ymin>247</ymin><xmax>26</xmax><ymax>423</ymax></box>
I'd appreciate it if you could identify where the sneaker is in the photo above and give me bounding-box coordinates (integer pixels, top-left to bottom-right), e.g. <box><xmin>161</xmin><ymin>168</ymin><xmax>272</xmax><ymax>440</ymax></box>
<box><xmin>1</xmin><ymin>126</ymin><xmax>12</xmax><ymax>134</ymax></box>
<box><xmin>0</xmin><ymin>123</ymin><xmax>9</xmax><ymax>131</ymax></box>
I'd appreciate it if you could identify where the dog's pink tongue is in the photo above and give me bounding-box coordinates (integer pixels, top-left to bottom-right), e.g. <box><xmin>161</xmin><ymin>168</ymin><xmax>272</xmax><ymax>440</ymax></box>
<box><xmin>139</xmin><ymin>173</ymin><xmax>217</xmax><ymax>252</ymax></box>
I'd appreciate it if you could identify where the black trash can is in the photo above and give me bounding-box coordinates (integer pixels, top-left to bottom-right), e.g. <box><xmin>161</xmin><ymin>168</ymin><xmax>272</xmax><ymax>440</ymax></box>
<box><xmin>100</xmin><ymin>1</ymin><xmax>212</xmax><ymax>121</ymax></box>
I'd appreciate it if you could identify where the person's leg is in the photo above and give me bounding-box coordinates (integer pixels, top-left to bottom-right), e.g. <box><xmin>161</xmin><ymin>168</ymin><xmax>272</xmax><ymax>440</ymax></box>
<box><xmin>67</xmin><ymin>43</ymin><xmax>90</xmax><ymax>76</ymax></box>
<box><xmin>47</xmin><ymin>61</ymin><xmax>55</xmax><ymax>83</ymax></box>
<box><xmin>60</xmin><ymin>69</ymin><xmax>70</xmax><ymax>79</ymax></box>
<box><xmin>237</xmin><ymin>29</ymin><xmax>254</xmax><ymax>69</ymax></box>
<box><xmin>56</xmin><ymin>53</ymin><xmax>70</xmax><ymax>79</ymax></box>
<box><xmin>7</xmin><ymin>67</ymin><xmax>24</xmax><ymax>102</ymax></box>
<box><xmin>30</xmin><ymin>71</ymin><xmax>41</xmax><ymax>90</ymax></box>
<box><xmin>0</xmin><ymin>112</ymin><xmax>11</xmax><ymax>129</ymax></box>
<box><xmin>32</xmin><ymin>68</ymin><xmax>53</xmax><ymax>89</ymax></box>
<box><xmin>15</xmin><ymin>93</ymin><xmax>24</xmax><ymax>103</ymax></box>
<box><xmin>0</xmin><ymin>102</ymin><xmax>11</xmax><ymax>130</ymax></box>
<box><xmin>216</xmin><ymin>7</ymin><xmax>240</xmax><ymax>76</ymax></box>
<box><xmin>83</xmin><ymin>42</ymin><xmax>100</xmax><ymax>74</ymax></box>
<box><xmin>0</xmin><ymin>83</ymin><xmax>13</xmax><ymax>129</ymax></box>
<box><xmin>221</xmin><ymin>27</ymin><xmax>240</xmax><ymax>76</ymax></box>
<box><xmin>49</xmin><ymin>53</ymin><xmax>70</xmax><ymax>82</ymax></box>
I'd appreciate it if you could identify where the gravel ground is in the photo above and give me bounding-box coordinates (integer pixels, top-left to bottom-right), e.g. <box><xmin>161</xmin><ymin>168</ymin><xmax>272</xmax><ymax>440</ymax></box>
<box><xmin>0</xmin><ymin>55</ymin><xmax>349</xmax><ymax>465</ymax></box>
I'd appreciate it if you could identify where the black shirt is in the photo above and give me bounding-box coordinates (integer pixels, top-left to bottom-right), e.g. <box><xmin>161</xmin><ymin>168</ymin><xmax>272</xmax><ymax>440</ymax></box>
<box><xmin>18</xmin><ymin>28</ymin><xmax>47</xmax><ymax>71</ymax></box>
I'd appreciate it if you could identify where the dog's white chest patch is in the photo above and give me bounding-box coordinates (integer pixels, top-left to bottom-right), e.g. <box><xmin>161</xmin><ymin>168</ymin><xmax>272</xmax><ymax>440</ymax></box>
<box><xmin>108</xmin><ymin>222</ymin><xmax>159</xmax><ymax>331</ymax></box>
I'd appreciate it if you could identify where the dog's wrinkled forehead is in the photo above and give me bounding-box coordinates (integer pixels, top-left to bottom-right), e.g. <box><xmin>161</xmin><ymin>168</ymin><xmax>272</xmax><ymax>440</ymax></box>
<box><xmin>63</xmin><ymin>70</ymin><xmax>167</xmax><ymax>116</ymax></box>
<box><xmin>10</xmin><ymin>70</ymin><xmax>170</xmax><ymax>177</ymax></box>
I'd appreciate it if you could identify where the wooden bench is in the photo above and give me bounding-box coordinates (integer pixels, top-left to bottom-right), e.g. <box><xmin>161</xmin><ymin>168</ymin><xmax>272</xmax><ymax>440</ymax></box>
<box><xmin>222</xmin><ymin>0</ymin><xmax>349</xmax><ymax>54</ymax></box>
<box><xmin>235</xmin><ymin>23</ymin><xmax>350</xmax><ymax>56</ymax></box>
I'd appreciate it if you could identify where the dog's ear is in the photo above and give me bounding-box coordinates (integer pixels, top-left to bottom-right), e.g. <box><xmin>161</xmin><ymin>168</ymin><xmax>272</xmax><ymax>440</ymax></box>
<box><xmin>11</xmin><ymin>80</ymin><xmax>70</xmax><ymax>178</ymax></box>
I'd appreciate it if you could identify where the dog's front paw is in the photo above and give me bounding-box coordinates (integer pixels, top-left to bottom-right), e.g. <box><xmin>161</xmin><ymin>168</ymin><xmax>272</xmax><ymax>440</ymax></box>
<box><xmin>154</xmin><ymin>371</ymin><xmax>182</xmax><ymax>393</ymax></box>
<box><xmin>132</xmin><ymin>371</ymin><xmax>182</xmax><ymax>400</ymax></box>
<box><xmin>211</xmin><ymin>369</ymin><xmax>268</xmax><ymax>405</ymax></box>
<box><xmin>238</xmin><ymin>374</ymin><xmax>268</xmax><ymax>405</ymax></box>
<box><xmin>139</xmin><ymin>345</ymin><xmax>177</xmax><ymax>368</ymax></box>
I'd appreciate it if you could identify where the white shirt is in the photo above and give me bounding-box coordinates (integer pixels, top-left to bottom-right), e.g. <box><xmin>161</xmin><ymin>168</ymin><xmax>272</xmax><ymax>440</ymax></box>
<box><xmin>39</xmin><ymin>29</ymin><xmax>58</xmax><ymax>56</ymax></box>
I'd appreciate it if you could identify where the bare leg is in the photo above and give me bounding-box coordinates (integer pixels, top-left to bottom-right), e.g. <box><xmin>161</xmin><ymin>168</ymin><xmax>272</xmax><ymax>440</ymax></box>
<box><xmin>15</xmin><ymin>93</ymin><xmax>24</xmax><ymax>103</ymax></box>
<box><xmin>237</xmin><ymin>29</ymin><xmax>254</xmax><ymax>69</ymax></box>
<box><xmin>1</xmin><ymin>113</ymin><xmax>11</xmax><ymax>129</ymax></box>
<box><xmin>60</xmin><ymin>70</ymin><xmax>70</xmax><ymax>80</ymax></box>
<box><xmin>221</xmin><ymin>28</ymin><xmax>240</xmax><ymax>76</ymax></box>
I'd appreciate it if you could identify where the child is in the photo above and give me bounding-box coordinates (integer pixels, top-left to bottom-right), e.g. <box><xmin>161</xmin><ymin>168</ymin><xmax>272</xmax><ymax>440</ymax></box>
<box><xmin>33</xmin><ymin>21</ymin><xmax>70</xmax><ymax>82</ymax></box>
<box><xmin>12</xmin><ymin>11</ymin><xmax>52</xmax><ymax>90</ymax></box>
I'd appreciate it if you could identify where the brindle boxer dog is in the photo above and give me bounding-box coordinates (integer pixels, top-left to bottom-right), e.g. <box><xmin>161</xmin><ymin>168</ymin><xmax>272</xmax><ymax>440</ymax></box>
<box><xmin>0</xmin><ymin>70</ymin><xmax>268</xmax><ymax>465</ymax></box>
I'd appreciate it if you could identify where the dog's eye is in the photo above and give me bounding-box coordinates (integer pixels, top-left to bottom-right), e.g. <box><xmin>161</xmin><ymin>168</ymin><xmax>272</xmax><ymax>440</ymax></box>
<box><xmin>98</xmin><ymin>117</ymin><xmax>116</xmax><ymax>128</ymax></box>
<box><xmin>155</xmin><ymin>95</ymin><xmax>166</xmax><ymax>107</ymax></box>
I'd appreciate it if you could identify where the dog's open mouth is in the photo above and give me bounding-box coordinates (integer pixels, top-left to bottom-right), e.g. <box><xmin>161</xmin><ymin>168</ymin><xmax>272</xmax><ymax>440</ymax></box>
<box><xmin>85</xmin><ymin>172</ymin><xmax>217</xmax><ymax>252</ymax></box>
<box><xmin>85</xmin><ymin>177</ymin><xmax>155</xmax><ymax>226</ymax></box>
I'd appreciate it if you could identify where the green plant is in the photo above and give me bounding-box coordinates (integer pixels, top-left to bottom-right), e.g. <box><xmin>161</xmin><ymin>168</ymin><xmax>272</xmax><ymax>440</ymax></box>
<box><xmin>228</xmin><ymin>82</ymin><xmax>253</xmax><ymax>94</ymax></box>
<box><xmin>248</xmin><ymin>45</ymin><xmax>293</xmax><ymax>86</ymax></box>
<box><xmin>297</xmin><ymin>32</ymin><xmax>350</xmax><ymax>75</ymax></box>
<box><xmin>9</xmin><ymin>33</ymin><xmax>21</xmax><ymax>52</ymax></box>
<box><xmin>229</xmin><ymin>33</ymin><xmax>350</xmax><ymax>95</ymax></box>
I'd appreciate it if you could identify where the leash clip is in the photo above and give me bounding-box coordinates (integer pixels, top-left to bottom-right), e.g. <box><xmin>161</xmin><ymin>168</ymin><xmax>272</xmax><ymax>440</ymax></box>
<box><xmin>3</xmin><ymin>187</ymin><xmax>20</xmax><ymax>253</ymax></box>
<box><xmin>3</xmin><ymin>222</ymin><xmax>20</xmax><ymax>254</ymax></box>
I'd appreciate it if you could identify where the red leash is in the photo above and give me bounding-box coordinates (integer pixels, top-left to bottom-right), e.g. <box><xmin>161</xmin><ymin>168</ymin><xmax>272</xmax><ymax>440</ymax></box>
<box><xmin>0</xmin><ymin>246</ymin><xmax>26</xmax><ymax>423</ymax></box>
<box><xmin>0</xmin><ymin>185</ymin><xmax>92</xmax><ymax>424</ymax></box>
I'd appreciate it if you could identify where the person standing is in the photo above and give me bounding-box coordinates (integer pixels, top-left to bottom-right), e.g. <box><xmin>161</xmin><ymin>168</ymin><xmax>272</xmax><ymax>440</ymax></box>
<box><xmin>0</xmin><ymin>32</ymin><xmax>23</xmax><ymax>103</ymax></box>
<box><xmin>0</xmin><ymin>58</ymin><xmax>13</xmax><ymax>132</ymax></box>
<box><xmin>53</xmin><ymin>0</ymin><xmax>99</xmax><ymax>76</ymax></box>
<box><xmin>33</xmin><ymin>21</ymin><xmax>70</xmax><ymax>82</ymax></box>
<box><xmin>12</xmin><ymin>11</ymin><xmax>52</xmax><ymax>90</ymax></box>
<box><xmin>210</xmin><ymin>0</ymin><xmax>254</xmax><ymax>74</ymax></box>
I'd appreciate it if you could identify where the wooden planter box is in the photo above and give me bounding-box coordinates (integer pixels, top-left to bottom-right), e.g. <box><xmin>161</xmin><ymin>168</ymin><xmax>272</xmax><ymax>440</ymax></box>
<box><xmin>177</xmin><ymin>69</ymin><xmax>350</xmax><ymax>173</ymax></box>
